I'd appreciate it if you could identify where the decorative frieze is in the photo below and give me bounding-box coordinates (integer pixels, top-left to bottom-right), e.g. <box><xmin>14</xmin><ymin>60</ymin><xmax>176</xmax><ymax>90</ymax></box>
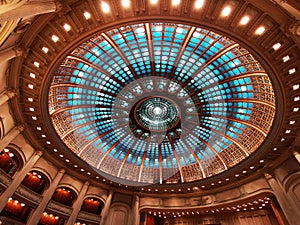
<box><xmin>47</xmin><ymin>200</ymin><xmax>73</xmax><ymax>215</ymax></box>
<box><xmin>77</xmin><ymin>211</ymin><xmax>101</xmax><ymax>223</ymax></box>
<box><xmin>15</xmin><ymin>184</ymin><xmax>42</xmax><ymax>205</ymax></box>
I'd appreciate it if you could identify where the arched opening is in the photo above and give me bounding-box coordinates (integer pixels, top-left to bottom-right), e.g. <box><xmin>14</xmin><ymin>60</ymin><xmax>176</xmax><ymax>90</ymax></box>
<box><xmin>80</xmin><ymin>197</ymin><xmax>104</xmax><ymax>215</ymax></box>
<box><xmin>51</xmin><ymin>187</ymin><xmax>77</xmax><ymax>206</ymax></box>
<box><xmin>0</xmin><ymin>197</ymin><xmax>32</xmax><ymax>223</ymax></box>
<box><xmin>0</xmin><ymin>147</ymin><xmax>21</xmax><ymax>176</ymax></box>
<box><xmin>21</xmin><ymin>170</ymin><xmax>48</xmax><ymax>194</ymax></box>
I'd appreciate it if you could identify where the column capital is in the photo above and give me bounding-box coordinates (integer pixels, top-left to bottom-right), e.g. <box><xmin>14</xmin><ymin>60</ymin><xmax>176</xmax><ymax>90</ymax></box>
<box><xmin>83</xmin><ymin>180</ymin><xmax>90</xmax><ymax>186</ymax></box>
<box><xmin>264</xmin><ymin>172</ymin><xmax>274</xmax><ymax>180</ymax></box>
<box><xmin>35</xmin><ymin>150</ymin><xmax>44</xmax><ymax>156</ymax></box>
<box><xmin>16</xmin><ymin>124</ymin><xmax>26</xmax><ymax>132</ymax></box>
<box><xmin>13</xmin><ymin>46</ymin><xmax>27</xmax><ymax>57</ymax></box>
<box><xmin>3</xmin><ymin>89</ymin><xmax>18</xmax><ymax>99</ymax></box>
<box><xmin>58</xmin><ymin>168</ymin><xmax>66</xmax><ymax>174</ymax></box>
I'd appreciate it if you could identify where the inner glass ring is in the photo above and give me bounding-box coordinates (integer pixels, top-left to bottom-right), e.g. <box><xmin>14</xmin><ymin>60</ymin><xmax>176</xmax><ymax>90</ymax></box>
<box><xmin>134</xmin><ymin>97</ymin><xmax>180</xmax><ymax>132</ymax></box>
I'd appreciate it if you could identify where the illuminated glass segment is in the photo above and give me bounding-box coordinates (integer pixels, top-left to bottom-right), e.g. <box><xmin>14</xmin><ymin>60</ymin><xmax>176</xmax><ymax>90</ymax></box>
<box><xmin>49</xmin><ymin>22</ymin><xmax>275</xmax><ymax>185</ymax></box>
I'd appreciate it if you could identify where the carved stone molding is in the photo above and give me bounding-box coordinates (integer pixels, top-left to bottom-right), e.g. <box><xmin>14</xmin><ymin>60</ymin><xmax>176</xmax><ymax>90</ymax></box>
<box><xmin>77</xmin><ymin>211</ymin><xmax>101</xmax><ymax>223</ymax></box>
<box><xmin>47</xmin><ymin>200</ymin><xmax>73</xmax><ymax>215</ymax></box>
<box><xmin>15</xmin><ymin>184</ymin><xmax>42</xmax><ymax>204</ymax></box>
<box><xmin>0</xmin><ymin>216</ymin><xmax>24</xmax><ymax>225</ymax></box>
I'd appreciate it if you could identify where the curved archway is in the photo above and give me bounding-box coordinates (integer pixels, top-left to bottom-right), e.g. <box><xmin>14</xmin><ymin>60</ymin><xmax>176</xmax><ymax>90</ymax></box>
<box><xmin>21</xmin><ymin>170</ymin><xmax>50</xmax><ymax>194</ymax></box>
<box><xmin>51</xmin><ymin>186</ymin><xmax>77</xmax><ymax>207</ymax></box>
<box><xmin>0</xmin><ymin>145</ymin><xmax>24</xmax><ymax>176</ymax></box>
<box><xmin>81</xmin><ymin>196</ymin><xmax>104</xmax><ymax>215</ymax></box>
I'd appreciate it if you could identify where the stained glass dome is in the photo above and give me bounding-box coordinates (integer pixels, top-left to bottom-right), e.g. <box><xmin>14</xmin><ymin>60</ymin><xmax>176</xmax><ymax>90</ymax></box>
<box><xmin>48</xmin><ymin>22</ymin><xmax>275</xmax><ymax>185</ymax></box>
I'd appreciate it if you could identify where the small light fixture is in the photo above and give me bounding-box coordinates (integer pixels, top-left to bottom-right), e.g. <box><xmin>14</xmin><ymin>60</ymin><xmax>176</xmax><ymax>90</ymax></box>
<box><xmin>255</xmin><ymin>26</ymin><xmax>266</xmax><ymax>35</ymax></box>
<box><xmin>221</xmin><ymin>6</ymin><xmax>232</xmax><ymax>17</ymax></box>
<box><xmin>282</xmin><ymin>55</ymin><xmax>290</xmax><ymax>62</ymax></box>
<box><xmin>122</xmin><ymin>0</ymin><xmax>130</xmax><ymax>8</ymax></box>
<box><xmin>172</xmin><ymin>0</ymin><xmax>180</xmax><ymax>6</ymax></box>
<box><xmin>293</xmin><ymin>84</ymin><xmax>299</xmax><ymax>90</ymax></box>
<box><xmin>101</xmin><ymin>2</ymin><xmax>110</xmax><ymax>13</ymax></box>
<box><xmin>195</xmin><ymin>0</ymin><xmax>204</xmax><ymax>9</ymax></box>
<box><xmin>150</xmin><ymin>0</ymin><xmax>158</xmax><ymax>4</ymax></box>
<box><xmin>42</xmin><ymin>47</ymin><xmax>49</xmax><ymax>53</ymax></box>
<box><xmin>289</xmin><ymin>68</ymin><xmax>296</xmax><ymax>74</ymax></box>
<box><xmin>272</xmin><ymin>42</ymin><xmax>281</xmax><ymax>50</ymax></box>
<box><xmin>83</xmin><ymin>11</ymin><xmax>91</xmax><ymax>20</ymax></box>
<box><xmin>34</xmin><ymin>61</ymin><xmax>40</xmax><ymax>68</ymax></box>
<box><xmin>63</xmin><ymin>24</ymin><xmax>71</xmax><ymax>32</ymax></box>
<box><xmin>51</xmin><ymin>35</ymin><xmax>59</xmax><ymax>42</ymax></box>
<box><xmin>240</xmin><ymin>16</ymin><xmax>250</xmax><ymax>25</ymax></box>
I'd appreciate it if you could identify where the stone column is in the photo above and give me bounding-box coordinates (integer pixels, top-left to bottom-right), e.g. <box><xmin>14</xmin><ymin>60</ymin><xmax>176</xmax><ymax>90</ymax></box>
<box><xmin>0</xmin><ymin>89</ymin><xmax>17</xmax><ymax>106</ymax></box>
<box><xmin>26</xmin><ymin>169</ymin><xmax>65</xmax><ymax>225</ymax></box>
<box><xmin>100</xmin><ymin>190</ymin><xmax>113</xmax><ymax>225</ymax></box>
<box><xmin>0</xmin><ymin>0</ymin><xmax>62</xmax><ymax>23</ymax></box>
<box><xmin>265</xmin><ymin>173</ymin><xmax>300</xmax><ymax>225</ymax></box>
<box><xmin>0</xmin><ymin>124</ymin><xmax>25</xmax><ymax>151</ymax></box>
<box><xmin>66</xmin><ymin>181</ymin><xmax>90</xmax><ymax>225</ymax></box>
<box><xmin>132</xmin><ymin>194</ymin><xmax>140</xmax><ymax>225</ymax></box>
<box><xmin>0</xmin><ymin>46</ymin><xmax>25</xmax><ymax>62</ymax></box>
<box><xmin>0</xmin><ymin>150</ymin><xmax>43</xmax><ymax>212</ymax></box>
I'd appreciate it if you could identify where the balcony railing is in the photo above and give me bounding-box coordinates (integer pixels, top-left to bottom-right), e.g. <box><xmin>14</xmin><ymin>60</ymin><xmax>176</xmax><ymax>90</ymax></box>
<box><xmin>77</xmin><ymin>211</ymin><xmax>101</xmax><ymax>224</ymax></box>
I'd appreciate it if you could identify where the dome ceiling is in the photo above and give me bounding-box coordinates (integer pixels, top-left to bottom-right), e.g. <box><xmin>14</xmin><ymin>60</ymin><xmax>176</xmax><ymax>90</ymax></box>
<box><xmin>48</xmin><ymin>22</ymin><xmax>275</xmax><ymax>185</ymax></box>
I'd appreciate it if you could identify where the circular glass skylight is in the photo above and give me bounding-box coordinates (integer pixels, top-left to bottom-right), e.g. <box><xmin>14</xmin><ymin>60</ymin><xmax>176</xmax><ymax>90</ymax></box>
<box><xmin>48</xmin><ymin>22</ymin><xmax>275</xmax><ymax>185</ymax></box>
<box><xmin>133</xmin><ymin>97</ymin><xmax>180</xmax><ymax>132</ymax></box>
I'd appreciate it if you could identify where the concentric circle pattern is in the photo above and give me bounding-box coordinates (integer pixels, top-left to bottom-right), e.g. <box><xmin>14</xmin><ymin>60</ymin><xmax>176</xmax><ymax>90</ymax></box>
<box><xmin>134</xmin><ymin>97</ymin><xmax>180</xmax><ymax>132</ymax></box>
<box><xmin>48</xmin><ymin>22</ymin><xmax>275</xmax><ymax>185</ymax></box>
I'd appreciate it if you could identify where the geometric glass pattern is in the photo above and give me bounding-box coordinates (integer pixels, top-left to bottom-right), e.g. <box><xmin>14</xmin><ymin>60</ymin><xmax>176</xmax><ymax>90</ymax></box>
<box><xmin>48</xmin><ymin>22</ymin><xmax>275</xmax><ymax>185</ymax></box>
